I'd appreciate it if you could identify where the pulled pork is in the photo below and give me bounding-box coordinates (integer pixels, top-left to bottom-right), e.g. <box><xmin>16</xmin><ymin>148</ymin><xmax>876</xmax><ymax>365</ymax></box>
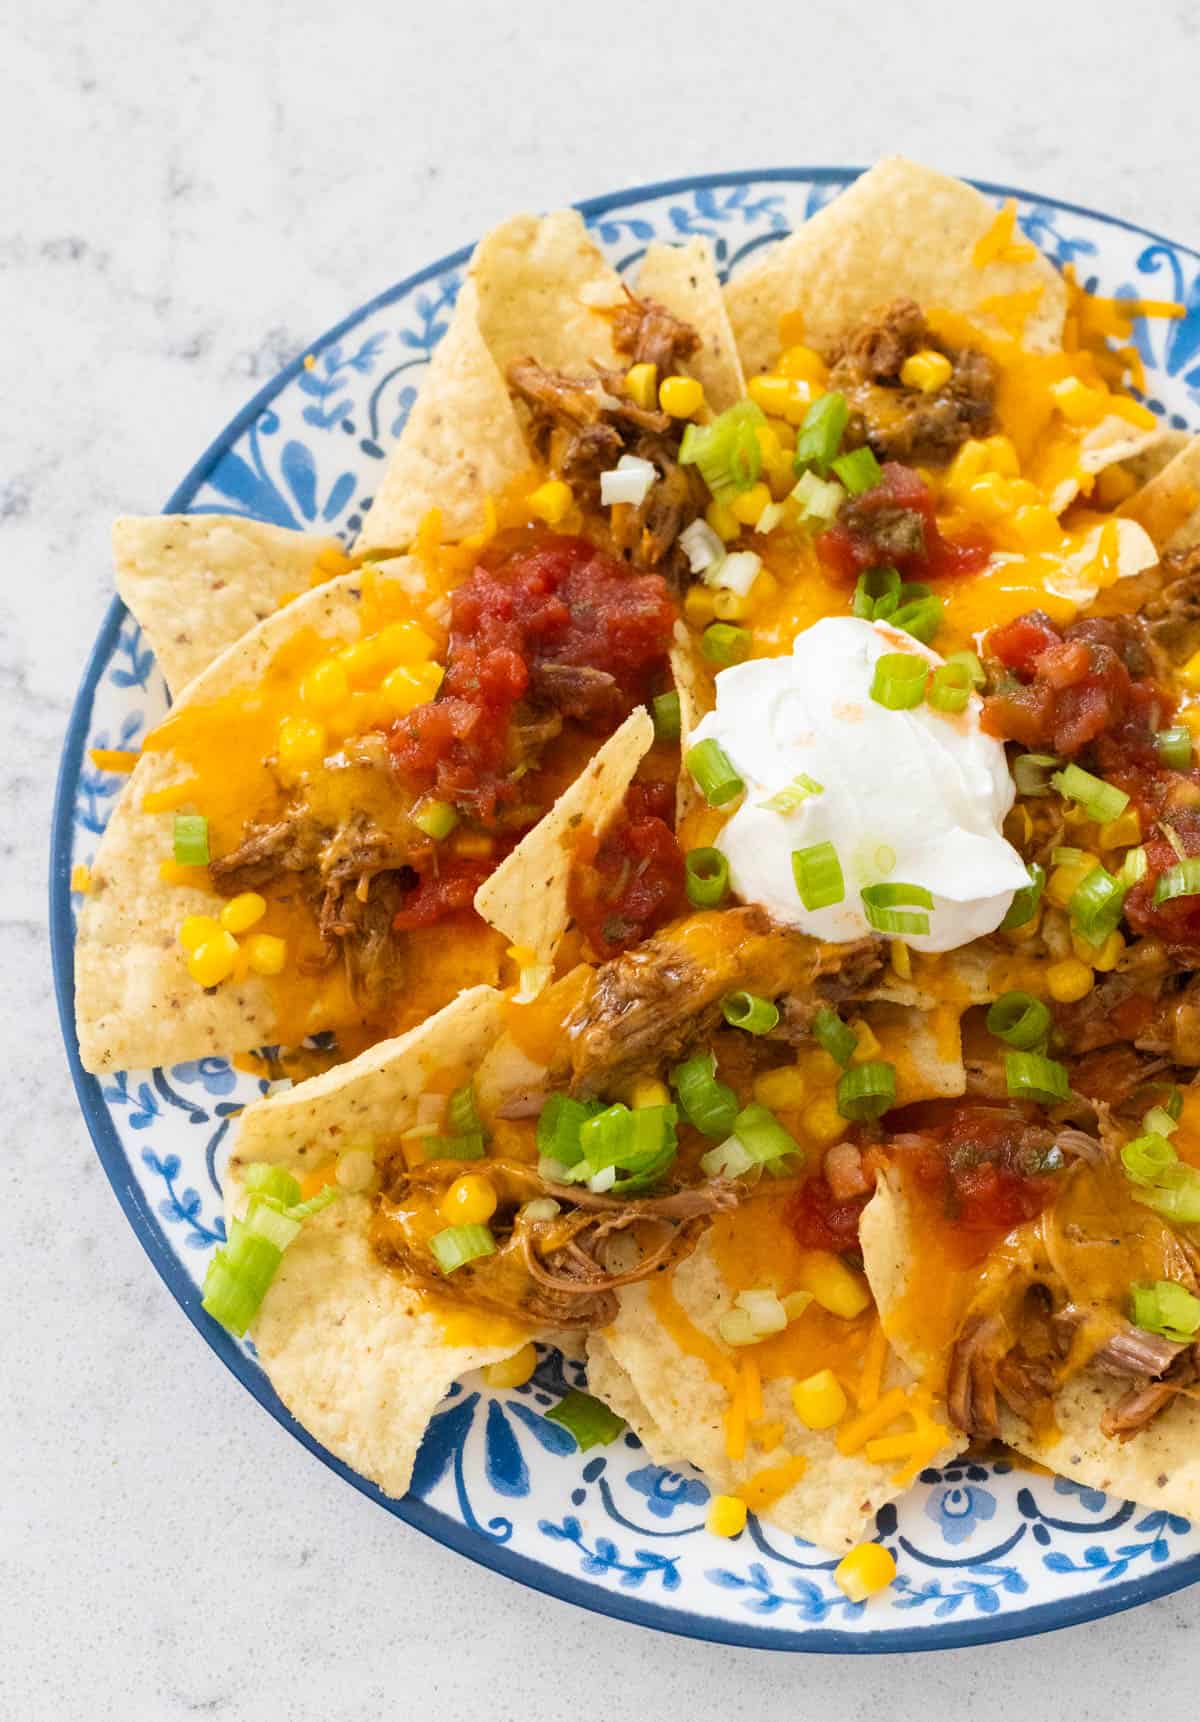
<box><xmin>1145</xmin><ymin>543</ymin><xmax>1200</xmax><ymax>665</ymax></box>
<box><xmin>827</xmin><ymin>297</ymin><xmax>996</xmax><ymax>464</ymax></box>
<box><xmin>371</xmin><ymin>1156</ymin><xmax>736</xmax><ymax>1329</ymax></box>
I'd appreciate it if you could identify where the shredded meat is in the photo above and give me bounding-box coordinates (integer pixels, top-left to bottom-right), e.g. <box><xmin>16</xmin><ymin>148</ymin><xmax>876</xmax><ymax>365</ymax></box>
<box><xmin>564</xmin><ymin>906</ymin><xmax>884</xmax><ymax>1095</ymax></box>
<box><xmin>529</xmin><ymin>662</ymin><xmax>621</xmax><ymax>725</ymax></box>
<box><xmin>611</xmin><ymin>288</ymin><xmax>702</xmax><ymax>376</ymax></box>
<box><xmin>1145</xmin><ymin>544</ymin><xmax>1200</xmax><ymax>665</ymax></box>
<box><xmin>209</xmin><ymin>806</ymin><xmax>324</xmax><ymax>893</ymax></box>
<box><xmin>826</xmin><ymin>297</ymin><xmax>997</xmax><ymax>464</ymax></box>
<box><xmin>370</xmin><ymin>1156</ymin><xmax>736</xmax><ymax>1329</ymax></box>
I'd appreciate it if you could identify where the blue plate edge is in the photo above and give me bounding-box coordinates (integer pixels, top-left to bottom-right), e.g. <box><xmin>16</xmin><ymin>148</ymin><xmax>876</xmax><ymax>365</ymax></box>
<box><xmin>47</xmin><ymin>164</ymin><xmax>1200</xmax><ymax>1654</ymax></box>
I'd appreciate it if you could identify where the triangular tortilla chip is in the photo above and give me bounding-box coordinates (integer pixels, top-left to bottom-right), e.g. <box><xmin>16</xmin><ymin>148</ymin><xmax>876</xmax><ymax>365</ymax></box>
<box><xmin>1120</xmin><ymin>432</ymin><xmax>1200</xmax><ymax>549</ymax></box>
<box><xmin>636</xmin><ymin>237</ymin><xmax>745</xmax><ymax>411</ymax></box>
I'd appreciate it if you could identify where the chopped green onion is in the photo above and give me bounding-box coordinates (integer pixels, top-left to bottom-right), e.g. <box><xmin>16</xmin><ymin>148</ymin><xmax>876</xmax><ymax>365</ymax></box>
<box><xmin>791</xmin><ymin>469</ymin><xmax>845</xmax><ymax>524</ymax></box>
<box><xmin>1004</xmin><ymin>1050</ymin><xmax>1070</xmax><ymax>1105</ymax></box>
<box><xmin>685</xmin><ymin>846</ymin><xmax>730</xmax><ymax>907</ymax></box>
<box><xmin>686</xmin><ymin>739</ymin><xmax>744</xmax><ymax>807</ymax></box>
<box><xmin>792</xmin><ymin>390</ymin><xmax>849</xmax><ymax>476</ymax></box>
<box><xmin>853</xmin><ymin>567</ymin><xmax>901</xmax><ymax>619</ymax></box>
<box><xmin>173</xmin><ymin>813</ymin><xmax>210</xmax><ymax>866</ymax></box>
<box><xmin>1051</xmin><ymin>847</ymin><xmax>1087</xmax><ymax>866</ymax></box>
<box><xmin>1144</xmin><ymin>1105</ymin><xmax>1181</xmax><ymax>1139</ymax></box>
<box><xmin>243</xmin><ymin>1163</ymin><xmax>302</xmax><ymax>1207</ymax></box>
<box><xmin>758</xmin><ymin>773</ymin><xmax>824</xmax><ymax>814</ymax></box>
<box><xmin>861</xmin><ymin>881</ymin><xmax>933</xmax><ymax>938</ymax></box>
<box><xmin>286</xmin><ymin>1186</ymin><xmax>341</xmax><ymax>1221</ymax></box>
<box><xmin>702</xmin><ymin>622</ymin><xmax>753</xmax><ymax>667</ymax></box>
<box><xmin>721</xmin><ymin>990</ymin><xmax>780</xmax><ymax>1035</ymax></box>
<box><xmin>945</xmin><ymin>649</ymin><xmax>985</xmax><ymax>690</ymax></box>
<box><xmin>831</xmin><ymin>445</ymin><xmax>882</xmax><ymax>496</ymax></box>
<box><xmin>986</xmin><ymin>991</ymin><xmax>1052</xmax><ymax>1051</ymax></box>
<box><xmin>652</xmin><ymin>690</ymin><xmax>681</xmax><ymax>741</ymax></box>
<box><xmin>1013</xmin><ymin>753</ymin><xmax>1060</xmax><ymax>798</ymax></box>
<box><xmin>732</xmin><ymin>1102</ymin><xmax>803</xmax><ymax>1165</ymax></box>
<box><xmin>1129</xmin><ymin>1279</ymin><xmax>1200</xmax><ymax>1343</ymax></box>
<box><xmin>813</xmin><ymin>1007</ymin><xmax>858</xmax><ymax>1067</ymax></box>
<box><xmin>579</xmin><ymin>1102</ymin><xmax>677</xmax><ymax>1175</ymax></box>
<box><xmin>1156</xmin><ymin>726</ymin><xmax>1193</xmax><ymax>770</ymax></box>
<box><xmin>836</xmin><ymin>1060</ymin><xmax>896</xmax><ymax>1122</ymax></box>
<box><xmin>1132</xmin><ymin>1167</ymin><xmax>1200</xmax><ymax>1224</ymax></box>
<box><xmin>243</xmin><ymin>1195</ymin><xmax>302</xmax><ymax>1253</ymax></box>
<box><xmin>1120</xmin><ymin>846</ymin><xmax>1148</xmax><ymax>887</ymax></box>
<box><xmin>699</xmin><ymin>1135</ymin><xmax>756</xmax><ymax>1178</ymax></box>
<box><xmin>422</xmin><ymin>1132</ymin><xmax>487</xmax><ymax>1161</ymax></box>
<box><xmin>870</xmin><ymin>651</ymin><xmax>927</xmax><ymax>710</ymax></box>
<box><xmin>1153</xmin><ymin>858</ymin><xmax>1200</xmax><ymax>905</ymax></box>
<box><xmin>544</xmin><ymin>1389</ymin><xmax>625</xmax><ymax>1451</ymax></box>
<box><xmin>1161</xmin><ymin>821</ymin><xmax>1189</xmax><ymax>862</ymax></box>
<box><xmin>1120</xmin><ymin>1132</ymin><xmax>1178</xmax><ymax>1187</ymax></box>
<box><xmin>412</xmin><ymin>798</ymin><xmax>459</xmax><ymax>840</ymax></box>
<box><xmin>679</xmin><ymin>399</ymin><xmax>765</xmax><ymax>500</ymax></box>
<box><xmin>536</xmin><ymin>1094</ymin><xmax>602</xmax><ymax>1168</ymax></box>
<box><xmin>430</xmin><ymin>1223</ymin><xmax>496</xmax><ymax>1274</ymax></box>
<box><xmin>888</xmin><ymin>595</ymin><xmax>943</xmax><ymax>646</ymax></box>
<box><xmin>1051</xmin><ymin>763</ymin><xmax>1130</xmax><ymax>824</ymax></box>
<box><xmin>998</xmin><ymin>863</ymin><xmax>1045</xmax><ymax>931</ymax></box>
<box><xmin>792</xmin><ymin>841</ymin><xmax>845</xmax><ymax>910</ymax></box>
<box><xmin>448</xmin><ymin>1081</ymin><xmax>482</xmax><ymax>1137</ymax></box>
<box><xmin>201</xmin><ymin>1225</ymin><xmax>282</xmax><ymax>1337</ymax></box>
<box><xmin>927</xmin><ymin>660</ymin><xmax>971</xmax><ymax>712</ymax></box>
<box><xmin>1069</xmin><ymin>864</ymin><xmax>1127</xmax><ymax>947</ymax></box>
<box><xmin>672</xmin><ymin>1051</ymin><xmax>739</xmax><ymax>1137</ymax></box>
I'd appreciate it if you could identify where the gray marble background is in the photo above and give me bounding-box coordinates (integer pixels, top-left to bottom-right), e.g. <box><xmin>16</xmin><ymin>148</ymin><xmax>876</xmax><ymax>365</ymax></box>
<box><xmin>6</xmin><ymin>1</ymin><xmax>1200</xmax><ymax>1715</ymax></box>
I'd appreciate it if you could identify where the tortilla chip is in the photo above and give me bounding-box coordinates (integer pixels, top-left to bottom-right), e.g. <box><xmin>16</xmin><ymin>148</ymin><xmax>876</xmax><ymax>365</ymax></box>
<box><xmin>585</xmin><ymin>1335</ymin><xmax>685</xmax><ymax>1463</ymax></box>
<box><xmin>636</xmin><ymin>238</ymin><xmax>745</xmax><ymax>411</ymax></box>
<box><xmin>861</xmin><ymin>1171</ymin><xmax>1200</xmax><ymax>1523</ymax></box>
<box><xmin>670</xmin><ymin>630</ymin><xmax>714</xmax><ymax>833</ymax></box>
<box><xmin>1120</xmin><ymin>433</ymin><xmax>1200</xmax><ymax>549</ymax></box>
<box><xmin>75</xmin><ymin>572</ymin><xmax>371</xmax><ymax>1075</ymax></box>
<box><xmin>356</xmin><ymin>277</ymin><xmax>533</xmax><ymax>552</ymax></box>
<box><xmin>226</xmin><ymin>987</ymin><xmax>528</xmax><ymax>1499</ymax></box>
<box><xmin>473</xmin><ymin>705</ymin><xmax>655</xmax><ymax>962</ymax></box>
<box><xmin>865</xmin><ymin>1002</ymin><xmax>965</xmax><ymax>1104</ymax></box>
<box><xmin>113</xmin><ymin>515</ymin><xmax>342</xmax><ymax>696</ymax></box>
<box><xmin>596</xmin><ymin>1228</ymin><xmax>963</xmax><ymax>1550</ymax></box>
<box><xmin>471</xmin><ymin>208</ymin><xmax>625</xmax><ymax>375</ymax></box>
<box><xmin>725</xmin><ymin>157</ymin><xmax>1067</xmax><ymax>376</ymax></box>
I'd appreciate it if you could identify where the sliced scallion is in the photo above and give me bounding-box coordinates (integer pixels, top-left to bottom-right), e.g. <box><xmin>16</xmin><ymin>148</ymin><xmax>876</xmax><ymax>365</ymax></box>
<box><xmin>672</xmin><ymin>1051</ymin><xmax>739</xmax><ymax>1138</ymax></box>
<box><xmin>927</xmin><ymin>660</ymin><xmax>971</xmax><ymax>712</ymax></box>
<box><xmin>430</xmin><ymin>1223</ymin><xmax>496</xmax><ymax>1274</ymax></box>
<box><xmin>1013</xmin><ymin>753</ymin><xmax>1061</xmax><ymax>798</ymax></box>
<box><xmin>1069</xmin><ymin>865</ymin><xmax>1126</xmax><ymax>947</ymax></box>
<box><xmin>1121</xmin><ymin>1132</ymin><xmax>1178</xmax><ymax>1187</ymax></box>
<box><xmin>813</xmin><ymin>1008</ymin><xmax>857</xmax><ymax>1067</ymax></box>
<box><xmin>679</xmin><ymin>399</ymin><xmax>766</xmax><ymax>500</ymax></box>
<box><xmin>792</xmin><ymin>841</ymin><xmax>845</xmax><ymax>911</ymax></box>
<box><xmin>1004</xmin><ymin>1050</ymin><xmax>1070</xmax><ymax>1105</ymax></box>
<box><xmin>870</xmin><ymin>652</ymin><xmax>927</xmax><ymax>710</ymax></box>
<box><xmin>1153</xmin><ymin>858</ymin><xmax>1200</xmax><ymax>905</ymax></box>
<box><xmin>836</xmin><ymin>1060</ymin><xmax>896</xmax><ymax>1122</ymax></box>
<box><xmin>1156</xmin><ymin>726</ymin><xmax>1193</xmax><ymax>770</ymax></box>
<box><xmin>1051</xmin><ymin>762</ymin><xmax>1129</xmax><ymax>824</ymax></box>
<box><xmin>1129</xmin><ymin>1279</ymin><xmax>1200</xmax><ymax>1343</ymax></box>
<box><xmin>998</xmin><ymin>863</ymin><xmax>1045</xmax><ymax>931</ymax></box>
<box><xmin>758</xmin><ymin>773</ymin><xmax>823</xmax><ymax>814</ymax></box>
<box><xmin>544</xmin><ymin>1389</ymin><xmax>625</xmax><ymax>1451</ymax></box>
<box><xmin>986</xmin><ymin>991</ymin><xmax>1051</xmax><ymax>1051</ymax></box>
<box><xmin>861</xmin><ymin>881</ymin><xmax>933</xmax><ymax>937</ymax></box>
<box><xmin>686</xmin><ymin>738</ymin><xmax>744</xmax><ymax>807</ymax></box>
<box><xmin>732</xmin><ymin>1102</ymin><xmax>803</xmax><ymax>1165</ymax></box>
<box><xmin>412</xmin><ymin>798</ymin><xmax>459</xmax><ymax>840</ymax></box>
<box><xmin>173</xmin><ymin>813</ymin><xmax>210</xmax><ymax>866</ymax></box>
<box><xmin>852</xmin><ymin>567</ymin><xmax>901</xmax><ymax>620</ymax></box>
<box><xmin>652</xmin><ymin>690</ymin><xmax>681</xmax><ymax>741</ymax></box>
<box><xmin>792</xmin><ymin>390</ymin><xmax>849</xmax><ymax>476</ymax></box>
<box><xmin>685</xmin><ymin>846</ymin><xmax>730</xmax><ymax>908</ymax></box>
<box><xmin>721</xmin><ymin>991</ymin><xmax>780</xmax><ymax>1036</ymax></box>
<box><xmin>831</xmin><ymin>445</ymin><xmax>882</xmax><ymax>496</ymax></box>
<box><xmin>702</xmin><ymin>622</ymin><xmax>752</xmax><ymax>667</ymax></box>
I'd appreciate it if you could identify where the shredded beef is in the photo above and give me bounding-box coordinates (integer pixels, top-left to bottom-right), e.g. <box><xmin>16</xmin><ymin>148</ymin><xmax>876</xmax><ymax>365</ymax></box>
<box><xmin>1145</xmin><ymin>543</ymin><xmax>1200</xmax><ymax>665</ymax></box>
<box><xmin>209</xmin><ymin>807</ymin><xmax>324</xmax><ymax>894</ymax></box>
<box><xmin>826</xmin><ymin>297</ymin><xmax>997</xmax><ymax>464</ymax></box>
<box><xmin>611</xmin><ymin>288</ymin><xmax>702</xmax><ymax>375</ymax></box>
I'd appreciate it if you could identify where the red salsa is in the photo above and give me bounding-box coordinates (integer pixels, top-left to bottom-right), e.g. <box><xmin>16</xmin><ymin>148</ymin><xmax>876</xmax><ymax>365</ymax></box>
<box><xmin>785</xmin><ymin>1174</ymin><xmax>871</xmax><ymax>1255</ymax></box>
<box><xmin>892</xmin><ymin>1105</ymin><xmax>1061</xmax><ymax>1258</ymax></box>
<box><xmin>816</xmin><ymin>461</ymin><xmax>990</xmax><ymax>583</ymax></box>
<box><xmin>567</xmin><ymin>781</ymin><xmax>685</xmax><ymax>957</ymax></box>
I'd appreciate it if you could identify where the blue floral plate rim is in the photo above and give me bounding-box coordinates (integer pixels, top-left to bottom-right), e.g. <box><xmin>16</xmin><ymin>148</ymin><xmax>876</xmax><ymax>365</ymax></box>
<box><xmin>49</xmin><ymin>166</ymin><xmax>1200</xmax><ymax>1653</ymax></box>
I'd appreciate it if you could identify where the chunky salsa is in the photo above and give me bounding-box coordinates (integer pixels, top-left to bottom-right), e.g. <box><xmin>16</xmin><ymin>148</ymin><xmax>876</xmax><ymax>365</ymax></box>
<box><xmin>817</xmin><ymin>461</ymin><xmax>991</xmax><ymax>583</ymax></box>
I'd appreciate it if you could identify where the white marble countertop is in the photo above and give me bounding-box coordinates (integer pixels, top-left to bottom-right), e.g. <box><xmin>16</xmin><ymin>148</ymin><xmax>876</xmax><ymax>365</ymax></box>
<box><xmin>7</xmin><ymin>0</ymin><xmax>1200</xmax><ymax>1714</ymax></box>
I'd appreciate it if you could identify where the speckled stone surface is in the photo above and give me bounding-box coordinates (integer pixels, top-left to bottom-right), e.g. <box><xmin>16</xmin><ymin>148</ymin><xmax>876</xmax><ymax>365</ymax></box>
<box><xmin>7</xmin><ymin>1</ymin><xmax>1200</xmax><ymax>1714</ymax></box>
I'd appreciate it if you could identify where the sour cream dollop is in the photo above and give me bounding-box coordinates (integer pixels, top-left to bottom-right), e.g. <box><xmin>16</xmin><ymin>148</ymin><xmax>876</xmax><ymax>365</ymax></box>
<box><xmin>689</xmin><ymin>617</ymin><xmax>1029</xmax><ymax>952</ymax></box>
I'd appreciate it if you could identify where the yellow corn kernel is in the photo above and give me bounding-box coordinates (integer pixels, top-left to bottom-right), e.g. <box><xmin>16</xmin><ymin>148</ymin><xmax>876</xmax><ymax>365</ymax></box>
<box><xmin>747</xmin><ymin>374</ymin><xmax>794</xmax><ymax>417</ymax></box>
<box><xmin>802</xmin><ymin>1098</ymin><xmax>846</xmax><ymax>1147</ymax></box>
<box><xmin>946</xmin><ymin>438</ymin><xmax>991</xmax><ymax>489</ymax></box>
<box><xmin>790</xmin><ymin>1368</ymin><xmax>848</xmax><ymax>1431</ymax></box>
<box><xmin>1179</xmin><ymin>704</ymin><xmax>1200</xmax><ymax>737</ymax></box>
<box><xmin>337</xmin><ymin>638</ymin><xmax>382</xmax><ymax>687</ymax></box>
<box><xmin>797</xmin><ymin>1251</ymin><xmax>872</xmax><ymax>1319</ymax></box>
<box><xmin>244</xmin><ymin>933</ymin><xmax>287</xmax><ymax>976</ymax></box>
<box><xmin>483</xmin><ymin>1342</ymin><xmax>539</xmax><ymax>1390</ymax></box>
<box><xmin>755</xmin><ymin>423</ymin><xmax>783</xmax><ymax>462</ymax></box>
<box><xmin>834</xmin><ymin>1541</ymin><xmax>897</xmax><ymax>1603</ymax></box>
<box><xmin>705</xmin><ymin>499</ymin><xmax>740</xmax><ymax>543</ymax></box>
<box><xmin>1051</xmin><ymin>375</ymin><xmax>1108</xmax><ymax>425</ymax></box>
<box><xmin>683</xmin><ymin>586</ymin><xmax>717</xmax><ymax>627</ymax></box>
<box><xmin>631</xmin><ymin>1076</ymin><xmax>670</xmax><ymax>1109</ymax></box>
<box><xmin>1180</xmin><ymin>651</ymin><xmax>1200</xmax><ymax>692</ymax></box>
<box><xmin>219</xmin><ymin>891</ymin><xmax>267</xmax><ymax>935</ymax></box>
<box><xmin>315</xmin><ymin>545</ymin><xmax>353</xmax><ymax>576</ymax></box>
<box><xmin>730</xmin><ymin>482</ymin><xmax>773</xmax><ymax>526</ymax></box>
<box><xmin>713</xmin><ymin>588</ymin><xmax>751</xmax><ymax>621</ymax></box>
<box><xmin>1099</xmin><ymin>809</ymin><xmax>1142</xmax><ymax>850</ymax></box>
<box><xmin>141</xmin><ymin>779</ymin><xmax>200</xmax><ymax>813</ymax></box>
<box><xmin>1073</xmin><ymin>927</ymin><xmax>1124</xmax><ymax>971</ymax></box>
<box><xmin>706</xmin><ymin>1494</ymin><xmax>748</xmax><ymax>1539</ymax></box>
<box><xmin>1046</xmin><ymin>957</ymin><xmax>1095</xmax><ymax>1003</ymax></box>
<box><xmin>380</xmin><ymin>662</ymin><xmax>444</xmax><ymax>715</ymax></box>
<box><xmin>899</xmin><ymin>349</ymin><xmax>953</xmax><ymax>393</ymax></box>
<box><xmin>527</xmin><ymin>479</ymin><xmax>573</xmax><ymax>525</ymax></box>
<box><xmin>751</xmin><ymin>569</ymin><xmax>778</xmax><ymax>606</ymax></box>
<box><xmin>375</xmin><ymin>620</ymin><xmax>436</xmax><ymax>669</ymax></box>
<box><xmin>179</xmin><ymin>914</ymin><xmax>222</xmax><ymax>954</ymax></box>
<box><xmin>299</xmin><ymin>656</ymin><xmax>351</xmax><ymax>714</ymax></box>
<box><xmin>277</xmin><ymin>715</ymin><xmax>327</xmax><ymax>775</ymax></box>
<box><xmin>440</xmin><ymin>1173</ymin><xmax>498</xmax><ymax>1227</ymax></box>
<box><xmin>847</xmin><ymin>1017</ymin><xmax>881</xmax><ymax>1062</ymax></box>
<box><xmin>1095</xmin><ymin>462</ymin><xmax>1138</xmax><ymax>507</ymax></box>
<box><xmin>776</xmin><ymin>343</ymin><xmax>828</xmax><ymax>385</ymax></box>
<box><xmin>1009</xmin><ymin>504</ymin><xmax>1063</xmax><ymax>551</ymax></box>
<box><xmin>660</xmin><ymin>374</ymin><xmax>704</xmax><ymax>418</ymax></box>
<box><xmin>797</xmin><ymin>1047</ymin><xmax>843</xmax><ymax>1087</ymax></box>
<box><xmin>889</xmin><ymin>940</ymin><xmax>912</xmax><ymax>979</ymax></box>
<box><xmin>750</xmin><ymin>1418</ymin><xmax>785</xmax><ymax>1452</ymax></box>
<box><xmin>778</xmin><ymin>308</ymin><xmax>807</xmax><ymax>347</ymax></box>
<box><xmin>624</xmin><ymin>361</ymin><xmax>658</xmax><ymax>409</ymax></box>
<box><xmin>753</xmin><ymin>1065</ymin><xmax>808</xmax><ymax>1110</ymax></box>
<box><xmin>186</xmin><ymin>930</ymin><xmax>240</xmax><ymax>989</ymax></box>
<box><xmin>1046</xmin><ymin>854</ymin><xmax>1101</xmax><ymax>907</ymax></box>
<box><xmin>71</xmin><ymin>863</ymin><xmax>92</xmax><ymax>894</ymax></box>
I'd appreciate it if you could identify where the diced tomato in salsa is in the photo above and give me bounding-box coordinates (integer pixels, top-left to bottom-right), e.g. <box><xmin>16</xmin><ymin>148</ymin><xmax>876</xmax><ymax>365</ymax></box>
<box><xmin>388</xmin><ymin>534</ymin><xmax>675</xmax><ymax>822</ymax></box>
<box><xmin>891</xmin><ymin>1105</ymin><xmax>1060</xmax><ymax>1252</ymax></box>
<box><xmin>817</xmin><ymin>461</ymin><xmax>991</xmax><ymax>582</ymax></box>
<box><xmin>568</xmin><ymin>786</ymin><xmax>685</xmax><ymax>958</ymax></box>
<box><xmin>391</xmin><ymin>854</ymin><xmax>500</xmax><ymax>930</ymax></box>
<box><xmin>784</xmin><ymin>1174</ymin><xmax>871</xmax><ymax>1254</ymax></box>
